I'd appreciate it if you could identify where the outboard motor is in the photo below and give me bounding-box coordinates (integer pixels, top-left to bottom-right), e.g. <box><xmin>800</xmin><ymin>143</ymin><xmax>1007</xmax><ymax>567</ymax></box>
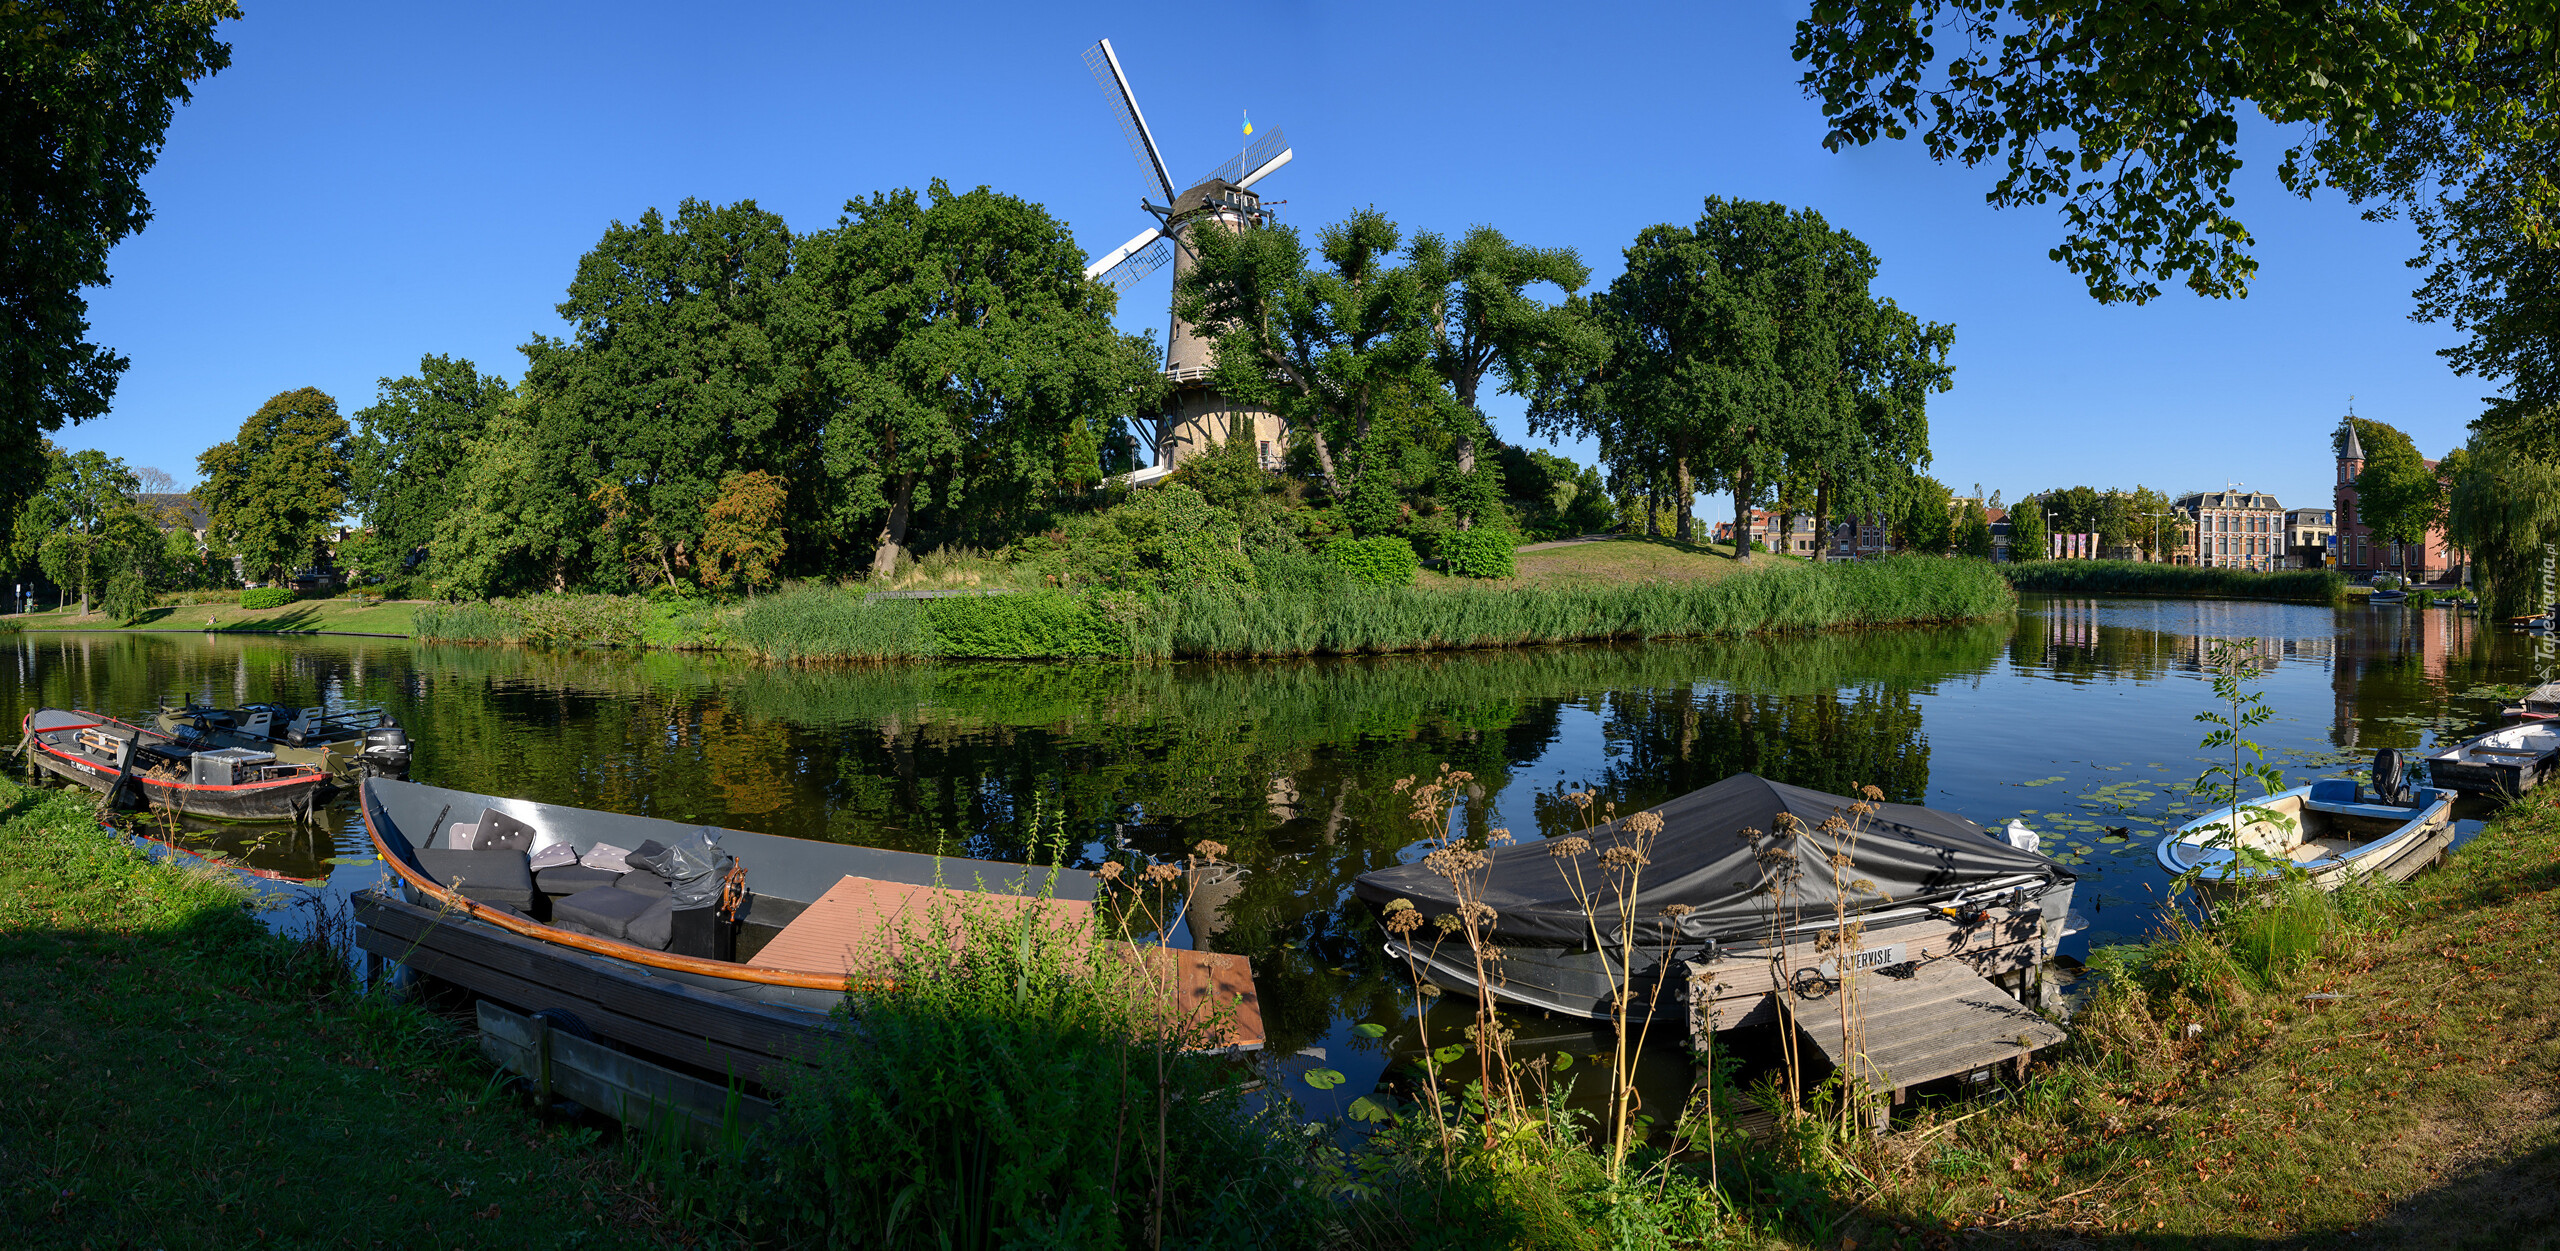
<box><xmin>360</xmin><ymin>721</ymin><xmax>411</xmax><ymax>777</ymax></box>
<box><xmin>2372</xmin><ymin>748</ymin><xmax>2411</xmax><ymax>806</ymax></box>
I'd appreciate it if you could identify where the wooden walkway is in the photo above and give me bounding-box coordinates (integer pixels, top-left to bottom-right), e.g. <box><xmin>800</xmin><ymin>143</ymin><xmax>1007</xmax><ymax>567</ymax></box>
<box><xmin>1781</xmin><ymin>956</ymin><xmax>2064</xmax><ymax>1104</ymax></box>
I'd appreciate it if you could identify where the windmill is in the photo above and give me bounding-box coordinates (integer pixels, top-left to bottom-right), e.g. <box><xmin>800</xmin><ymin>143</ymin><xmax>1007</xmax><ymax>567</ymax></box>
<box><xmin>1079</xmin><ymin>38</ymin><xmax>1294</xmax><ymax>476</ymax></box>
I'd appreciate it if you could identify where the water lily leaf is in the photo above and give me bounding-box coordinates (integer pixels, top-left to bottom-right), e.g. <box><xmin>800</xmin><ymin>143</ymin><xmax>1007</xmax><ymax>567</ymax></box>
<box><xmin>1303</xmin><ymin>1067</ymin><xmax>1347</xmax><ymax>1090</ymax></box>
<box><xmin>320</xmin><ymin>856</ymin><xmax>376</xmax><ymax>866</ymax></box>
<box><xmin>1432</xmin><ymin>1044</ymin><xmax>1467</xmax><ymax>1066</ymax></box>
<box><xmin>1353</xmin><ymin>1022</ymin><xmax>1387</xmax><ymax>1039</ymax></box>
<box><xmin>1347</xmin><ymin>1095</ymin><xmax>1397</xmax><ymax>1122</ymax></box>
<box><xmin>1553</xmin><ymin>1051</ymin><xmax>1574</xmax><ymax>1071</ymax></box>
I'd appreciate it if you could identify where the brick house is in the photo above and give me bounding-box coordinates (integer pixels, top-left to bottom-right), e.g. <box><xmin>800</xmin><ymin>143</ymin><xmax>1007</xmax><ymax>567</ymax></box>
<box><xmin>2333</xmin><ymin>418</ymin><xmax>2457</xmax><ymax>583</ymax></box>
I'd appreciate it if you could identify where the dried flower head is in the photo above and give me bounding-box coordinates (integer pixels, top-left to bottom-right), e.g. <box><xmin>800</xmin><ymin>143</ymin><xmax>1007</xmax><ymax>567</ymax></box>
<box><xmin>1547</xmin><ymin>835</ymin><xmax>1593</xmax><ymax>859</ymax></box>
<box><xmin>1459</xmin><ymin>901</ymin><xmax>1498</xmax><ymax>927</ymax></box>
<box><xmin>1433</xmin><ymin>913</ymin><xmax>1463</xmax><ymax>935</ymax></box>
<box><xmin>1383</xmin><ymin>897</ymin><xmax>1415</xmax><ymax>913</ymax></box>
<box><xmin>1774</xmin><ymin>812</ymin><xmax>1803</xmax><ymax>832</ymax></box>
<box><xmin>1860</xmin><ymin>784</ymin><xmax>1885</xmax><ymax>801</ymax></box>
<box><xmin>1192</xmin><ymin>839</ymin><xmax>1228</xmax><ymax>862</ymax></box>
<box><xmin>1142</xmin><ymin>862</ymin><xmax>1183</xmax><ymax>884</ymax></box>
<box><xmin>1660</xmin><ymin>903</ymin><xmax>1694</xmax><ymax>919</ymax></box>
<box><xmin>1627</xmin><ymin>810</ymin><xmax>1664</xmax><ymax>836</ymax></box>
<box><xmin>1568</xmin><ymin>790</ymin><xmax>1594</xmax><ymax>810</ymax></box>
<box><xmin>1384</xmin><ymin>907</ymin><xmax>1424</xmax><ymax>936</ymax></box>
<box><xmin>1488</xmin><ymin>827</ymin><xmax>1514</xmax><ymax>845</ymax></box>
<box><xmin>1849</xmin><ymin>800</ymin><xmax>1878</xmax><ymax>818</ymax></box>
<box><xmin>1736</xmin><ymin>826</ymin><xmax>1764</xmax><ymax>842</ymax></box>
<box><xmin>1820</xmin><ymin>814</ymin><xmax>1850</xmax><ymax>835</ymax></box>
<box><xmin>1600</xmin><ymin>845</ymin><xmax>1648</xmax><ymax>871</ymax></box>
<box><xmin>1095</xmin><ymin>860</ymin><xmax>1124</xmax><ymax>882</ymax></box>
<box><xmin>1829</xmin><ymin>851</ymin><xmax>1854</xmax><ymax>868</ymax></box>
<box><xmin>1393</xmin><ymin>776</ymin><xmax>1414</xmax><ymax>794</ymax></box>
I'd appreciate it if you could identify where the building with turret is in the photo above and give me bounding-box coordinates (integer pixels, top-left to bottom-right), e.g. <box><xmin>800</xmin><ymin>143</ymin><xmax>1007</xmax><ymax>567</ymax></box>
<box><xmin>2333</xmin><ymin>417</ymin><xmax>2457</xmax><ymax>583</ymax></box>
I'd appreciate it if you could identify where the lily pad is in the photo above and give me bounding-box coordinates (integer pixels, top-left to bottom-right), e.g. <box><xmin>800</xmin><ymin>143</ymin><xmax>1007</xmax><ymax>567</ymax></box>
<box><xmin>1353</xmin><ymin>1022</ymin><xmax>1387</xmax><ymax>1039</ymax></box>
<box><xmin>1303</xmin><ymin>1067</ymin><xmax>1347</xmax><ymax>1090</ymax></box>
<box><xmin>320</xmin><ymin>856</ymin><xmax>377</xmax><ymax>866</ymax></box>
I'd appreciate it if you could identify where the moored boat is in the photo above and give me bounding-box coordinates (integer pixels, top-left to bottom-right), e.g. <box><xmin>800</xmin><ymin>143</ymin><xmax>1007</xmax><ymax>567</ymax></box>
<box><xmin>159</xmin><ymin>702</ymin><xmax>410</xmax><ymax>781</ymax></box>
<box><xmin>2425</xmin><ymin>722</ymin><xmax>2560</xmax><ymax>796</ymax></box>
<box><xmin>356</xmin><ymin>777</ymin><xmax>1262</xmax><ymax>1046</ymax></box>
<box><xmin>2368</xmin><ymin>587</ymin><xmax>2408</xmax><ymax>605</ymax></box>
<box><xmin>2501</xmin><ymin>681</ymin><xmax>2560</xmax><ymax>721</ymax></box>
<box><xmin>1351</xmin><ymin>773</ymin><xmax>2076</xmax><ymax>1024</ymax></box>
<box><xmin>2155</xmin><ymin>774</ymin><xmax>2453</xmax><ymax>890</ymax></box>
<box><xmin>20</xmin><ymin>708</ymin><xmax>330</xmax><ymax>821</ymax></box>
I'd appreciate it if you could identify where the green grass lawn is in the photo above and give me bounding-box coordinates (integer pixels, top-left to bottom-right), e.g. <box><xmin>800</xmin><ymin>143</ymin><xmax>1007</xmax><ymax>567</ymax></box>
<box><xmin>0</xmin><ymin>777</ymin><xmax>693</xmax><ymax>1249</ymax></box>
<box><xmin>13</xmin><ymin>597</ymin><xmax>419</xmax><ymax>635</ymax></box>
<box><xmin>1425</xmin><ymin>534</ymin><xmax>1799</xmax><ymax>589</ymax></box>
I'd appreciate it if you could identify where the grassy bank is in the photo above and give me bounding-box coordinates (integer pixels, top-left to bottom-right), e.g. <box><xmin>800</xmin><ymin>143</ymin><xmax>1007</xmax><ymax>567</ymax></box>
<box><xmin>0</xmin><ymin>778</ymin><xmax>685</xmax><ymax>1248</ymax></box>
<box><xmin>420</xmin><ymin>554</ymin><xmax>2010</xmax><ymax>662</ymax></box>
<box><xmin>13</xmin><ymin>596</ymin><xmax>421</xmax><ymax>635</ymax></box>
<box><xmin>2004</xmin><ymin>558</ymin><xmax>2348</xmax><ymax>605</ymax></box>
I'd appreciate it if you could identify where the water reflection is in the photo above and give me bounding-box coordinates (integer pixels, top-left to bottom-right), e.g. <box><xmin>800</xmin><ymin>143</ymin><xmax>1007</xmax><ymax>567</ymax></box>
<box><xmin>0</xmin><ymin>598</ymin><xmax>2536</xmax><ymax>1082</ymax></box>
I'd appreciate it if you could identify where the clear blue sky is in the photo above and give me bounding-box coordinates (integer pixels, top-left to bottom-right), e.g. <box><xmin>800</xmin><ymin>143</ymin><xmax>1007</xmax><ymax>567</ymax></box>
<box><xmin>70</xmin><ymin>0</ymin><xmax>2488</xmax><ymax>515</ymax></box>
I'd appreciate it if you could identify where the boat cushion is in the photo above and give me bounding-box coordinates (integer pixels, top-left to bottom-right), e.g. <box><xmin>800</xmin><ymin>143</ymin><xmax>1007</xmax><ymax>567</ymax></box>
<box><xmin>442</xmin><ymin>822</ymin><xmax>479</xmax><ymax>850</ymax></box>
<box><xmin>414</xmin><ymin>848</ymin><xmax>536</xmax><ymax>910</ymax></box>
<box><xmin>534</xmin><ymin>864</ymin><xmax>622</xmax><ymax>896</ymax></box>
<box><xmin>580</xmin><ymin>842</ymin><xmax>633</xmax><ymax>873</ymax></box>
<box><xmin>551</xmin><ymin>885</ymin><xmax>674</xmax><ymax>951</ymax></box>
<box><xmin>616</xmin><ymin>869</ymin><xmax>673</xmax><ymax>898</ymax></box>
<box><xmin>471</xmin><ymin>807</ymin><xmax>537</xmax><ymax>852</ymax></box>
<box><xmin>527</xmin><ymin>842</ymin><xmax>578</xmax><ymax>873</ymax></box>
<box><xmin>552</xmin><ymin>884</ymin><xmax>656</xmax><ymax>940</ymax></box>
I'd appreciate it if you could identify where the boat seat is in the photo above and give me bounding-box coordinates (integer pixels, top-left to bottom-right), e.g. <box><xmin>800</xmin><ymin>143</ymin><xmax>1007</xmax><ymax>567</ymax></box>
<box><xmin>552</xmin><ymin>884</ymin><xmax>673</xmax><ymax>950</ymax></box>
<box><xmin>414</xmin><ymin>848</ymin><xmax>536</xmax><ymax>911</ymax></box>
<box><xmin>534</xmin><ymin>864</ymin><xmax>622</xmax><ymax>896</ymax></box>
<box><xmin>616</xmin><ymin>869</ymin><xmax>673</xmax><ymax>898</ymax></box>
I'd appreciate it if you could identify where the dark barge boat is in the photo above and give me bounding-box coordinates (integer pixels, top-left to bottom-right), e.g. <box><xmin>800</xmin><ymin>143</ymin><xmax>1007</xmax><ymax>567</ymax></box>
<box><xmin>1354</xmin><ymin>773</ymin><xmax>2074</xmax><ymax>1108</ymax></box>
<box><xmin>21</xmin><ymin>708</ymin><xmax>330</xmax><ymax>821</ymax></box>
<box><xmin>352</xmin><ymin>778</ymin><xmax>1262</xmax><ymax>1088</ymax></box>
<box><xmin>158</xmin><ymin>701</ymin><xmax>411</xmax><ymax>781</ymax></box>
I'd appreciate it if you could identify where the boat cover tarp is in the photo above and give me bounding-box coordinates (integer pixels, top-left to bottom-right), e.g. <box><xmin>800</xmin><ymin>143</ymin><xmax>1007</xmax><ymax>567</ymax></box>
<box><xmin>1352</xmin><ymin>773</ymin><xmax>2071</xmax><ymax>947</ymax></box>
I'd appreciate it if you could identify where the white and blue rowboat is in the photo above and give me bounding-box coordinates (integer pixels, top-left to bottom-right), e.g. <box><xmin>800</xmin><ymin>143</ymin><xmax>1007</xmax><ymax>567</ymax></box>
<box><xmin>2426</xmin><ymin>722</ymin><xmax>2560</xmax><ymax>796</ymax></box>
<box><xmin>2156</xmin><ymin>780</ymin><xmax>2454</xmax><ymax>891</ymax></box>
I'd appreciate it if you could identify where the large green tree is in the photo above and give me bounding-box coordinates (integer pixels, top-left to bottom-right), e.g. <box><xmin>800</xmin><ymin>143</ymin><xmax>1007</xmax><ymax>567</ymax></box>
<box><xmin>792</xmin><ymin>181</ymin><xmax>1162</xmax><ymax>575</ymax></box>
<box><xmin>1794</xmin><ymin>1</ymin><xmax>2560</xmax><ymax>305</ymax></box>
<box><xmin>2344</xmin><ymin>417</ymin><xmax>2443</xmax><ymax>546</ymax></box>
<box><xmin>1407</xmin><ymin>226</ymin><xmax>1594</xmax><ymax>529</ymax></box>
<box><xmin>352</xmin><ymin>354</ymin><xmax>513</xmax><ymax>578</ymax></box>
<box><xmin>196</xmin><ymin>387</ymin><xmax>353</xmax><ymax>583</ymax></box>
<box><xmin>1534</xmin><ymin>199</ymin><xmax>1946</xmax><ymax>558</ymax></box>
<box><xmin>2448</xmin><ymin>436</ymin><xmax>2560</xmax><ymax>615</ymax></box>
<box><xmin>1</xmin><ymin>2</ymin><xmax>236</xmax><ymax>557</ymax></box>
<box><xmin>1175</xmin><ymin>206</ymin><xmax>1443</xmax><ymax>496</ymax></box>
<box><xmin>522</xmin><ymin>199</ymin><xmax>802</xmax><ymax>590</ymax></box>
<box><xmin>2006</xmin><ymin>493</ymin><xmax>2045</xmax><ymax>561</ymax></box>
<box><xmin>11</xmin><ymin>444</ymin><xmax>137</xmax><ymax>613</ymax></box>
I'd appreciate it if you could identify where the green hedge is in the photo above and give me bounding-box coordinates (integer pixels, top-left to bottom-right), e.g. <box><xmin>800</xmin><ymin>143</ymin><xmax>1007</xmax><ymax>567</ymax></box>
<box><xmin>1440</xmin><ymin>529</ymin><xmax>1517</xmax><ymax>579</ymax></box>
<box><xmin>1329</xmin><ymin>535</ymin><xmax>1419</xmax><ymax>587</ymax></box>
<box><xmin>238</xmin><ymin>588</ymin><xmax>293</xmax><ymax>610</ymax></box>
<box><xmin>2001</xmin><ymin>560</ymin><xmax>2346</xmax><ymax>606</ymax></box>
<box><xmin>924</xmin><ymin>591</ymin><xmax>1121</xmax><ymax>659</ymax></box>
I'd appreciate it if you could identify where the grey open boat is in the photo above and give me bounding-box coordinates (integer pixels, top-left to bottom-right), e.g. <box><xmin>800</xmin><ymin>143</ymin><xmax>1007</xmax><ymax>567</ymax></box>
<box><xmin>359</xmin><ymin>777</ymin><xmax>1262</xmax><ymax>1041</ymax></box>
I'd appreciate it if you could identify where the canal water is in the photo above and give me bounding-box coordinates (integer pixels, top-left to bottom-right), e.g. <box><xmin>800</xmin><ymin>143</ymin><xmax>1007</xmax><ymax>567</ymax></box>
<box><xmin>2</xmin><ymin>595</ymin><xmax>2534</xmax><ymax>1112</ymax></box>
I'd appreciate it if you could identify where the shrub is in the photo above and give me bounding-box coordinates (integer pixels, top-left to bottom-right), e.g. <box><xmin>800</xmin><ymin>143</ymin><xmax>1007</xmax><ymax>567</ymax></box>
<box><xmin>1439</xmin><ymin>528</ymin><xmax>1517</xmax><ymax>579</ymax></box>
<box><xmin>1057</xmin><ymin>484</ymin><xmax>1253</xmax><ymax>594</ymax></box>
<box><xmin>1328</xmin><ymin>535</ymin><xmax>1420</xmax><ymax>588</ymax></box>
<box><xmin>927</xmin><ymin>591</ymin><xmax>1121</xmax><ymax>658</ymax></box>
<box><xmin>103</xmin><ymin>569</ymin><xmax>156</xmax><ymax>624</ymax></box>
<box><xmin>2002</xmin><ymin>560</ymin><xmax>2345</xmax><ymax>605</ymax></box>
<box><xmin>507</xmin><ymin>594</ymin><xmax>655</xmax><ymax>647</ymax></box>
<box><xmin>239</xmin><ymin>587</ymin><xmax>293</xmax><ymax>610</ymax></box>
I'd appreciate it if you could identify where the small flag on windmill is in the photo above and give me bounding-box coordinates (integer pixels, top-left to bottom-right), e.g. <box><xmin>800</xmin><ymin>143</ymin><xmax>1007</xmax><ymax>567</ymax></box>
<box><xmin>1242</xmin><ymin>110</ymin><xmax>1252</xmax><ymax>137</ymax></box>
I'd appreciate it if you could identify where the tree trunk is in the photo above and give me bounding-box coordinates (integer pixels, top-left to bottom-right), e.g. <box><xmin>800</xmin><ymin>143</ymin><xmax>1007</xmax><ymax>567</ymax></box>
<box><xmin>1646</xmin><ymin>477</ymin><xmax>1662</xmax><ymax>537</ymax></box>
<box><xmin>873</xmin><ymin>472</ymin><xmax>918</xmax><ymax>578</ymax></box>
<box><xmin>1674</xmin><ymin>455</ymin><xmax>1694</xmax><ymax>544</ymax></box>
<box><xmin>1732</xmin><ymin>461</ymin><xmax>1754</xmax><ymax>562</ymax></box>
<box><xmin>1455</xmin><ymin>430</ymin><xmax>1478</xmax><ymax>532</ymax></box>
<box><xmin>1812</xmin><ymin>469</ymin><xmax>1832</xmax><ymax>564</ymax></box>
<box><xmin>1308</xmin><ymin>428</ymin><xmax>1341</xmax><ymax>485</ymax></box>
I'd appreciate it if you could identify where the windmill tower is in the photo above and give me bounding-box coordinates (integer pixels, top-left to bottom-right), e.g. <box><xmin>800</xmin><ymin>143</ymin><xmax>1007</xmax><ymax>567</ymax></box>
<box><xmin>1079</xmin><ymin>38</ymin><xmax>1294</xmax><ymax>477</ymax></box>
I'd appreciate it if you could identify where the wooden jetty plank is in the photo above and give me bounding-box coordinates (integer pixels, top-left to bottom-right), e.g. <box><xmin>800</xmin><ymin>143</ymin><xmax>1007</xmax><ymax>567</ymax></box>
<box><xmin>356</xmin><ymin>893</ymin><xmax>828</xmax><ymax>1063</ymax></box>
<box><xmin>748</xmin><ymin>874</ymin><xmax>1092</xmax><ymax>977</ymax></box>
<box><xmin>1782</xmin><ymin>957</ymin><xmax>2065</xmax><ymax>1095</ymax></box>
<box><xmin>478</xmin><ymin>1001</ymin><xmax>776</xmax><ymax>1142</ymax></box>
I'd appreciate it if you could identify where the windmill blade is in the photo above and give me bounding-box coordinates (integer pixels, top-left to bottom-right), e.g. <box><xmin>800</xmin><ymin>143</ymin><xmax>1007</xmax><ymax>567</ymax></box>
<box><xmin>1084</xmin><ymin>224</ymin><xmax>1167</xmax><ymax>282</ymax></box>
<box><xmin>1092</xmin><ymin>236</ymin><xmax>1173</xmax><ymax>291</ymax></box>
<box><xmin>1083</xmin><ymin>39</ymin><xmax>1176</xmax><ymax>204</ymax></box>
<box><xmin>1236</xmin><ymin>146</ymin><xmax>1293</xmax><ymax>191</ymax></box>
<box><xmin>1192</xmin><ymin>128</ymin><xmax>1287</xmax><ymax>191</ymax></box>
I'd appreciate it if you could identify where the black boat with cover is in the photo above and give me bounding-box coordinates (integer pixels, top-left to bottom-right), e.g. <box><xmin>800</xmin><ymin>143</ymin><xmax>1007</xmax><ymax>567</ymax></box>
<box><xmin>21</xmin><ymin>708</ymin><xmax>330</xmax><ymax>821</ymax></box>
<box><xmin>1352</xmin><ymin>773</ymin><xmax>2075</xmax><ymax>1024</ymax></box>
<box><xmin>354</xmin><ymin>778</ymin><xmax>1263</xmax><ymax>1066</ymax></box>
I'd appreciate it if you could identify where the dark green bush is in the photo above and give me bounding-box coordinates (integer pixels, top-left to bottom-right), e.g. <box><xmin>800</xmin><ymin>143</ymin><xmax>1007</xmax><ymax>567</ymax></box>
<box><xmin>2001</xmin><ymin>560</ymin><xmax>2344</xmax><ymax>605</ymax></box>
<box><xmin>1439</xmin><ymin>529</ymin><xmax>1517</xmax><ymax>579</ymax></box>
<box><xmin>926</xmin><ymin>591</ymin><xmax>1121</xmax><ymax>658</ymax></box>
<box><xmin>1329</xmin><ymin>535</ymin><xmax>1420</xmax><ymax>587</ymax></box>
<box><xmin>239</xmin><ymin>587</ymin><xmax>293</xmax><ymax>610</ymax></box>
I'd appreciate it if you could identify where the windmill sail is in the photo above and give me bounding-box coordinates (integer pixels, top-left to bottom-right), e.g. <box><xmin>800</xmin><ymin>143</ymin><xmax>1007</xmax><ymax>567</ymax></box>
<box><xmin>1083</xmin><ymin>40</ymin><xmax>1176</xmax><ymax>204</ymax></box>
<box><xmin>1095</xmin><ymin>237</ymin><xmax>1173</xmax><ymax>290</ymax></box>
<box><xmin>1191</xmin><ymin>128</ymin><xmax>1287</xmax><ymax>192</ymax></box>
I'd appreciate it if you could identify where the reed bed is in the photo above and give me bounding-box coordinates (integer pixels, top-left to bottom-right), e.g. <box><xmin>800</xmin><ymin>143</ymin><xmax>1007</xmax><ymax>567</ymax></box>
<box><xmin>2002</xmin><ymin>559</ymin><xmax>2346</xmax><ymax>605</ymax></box>
<box><xmin>725</xmin><ymin>555</ymin><xmax>2013</xmax><ymax>662</ymax></box>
